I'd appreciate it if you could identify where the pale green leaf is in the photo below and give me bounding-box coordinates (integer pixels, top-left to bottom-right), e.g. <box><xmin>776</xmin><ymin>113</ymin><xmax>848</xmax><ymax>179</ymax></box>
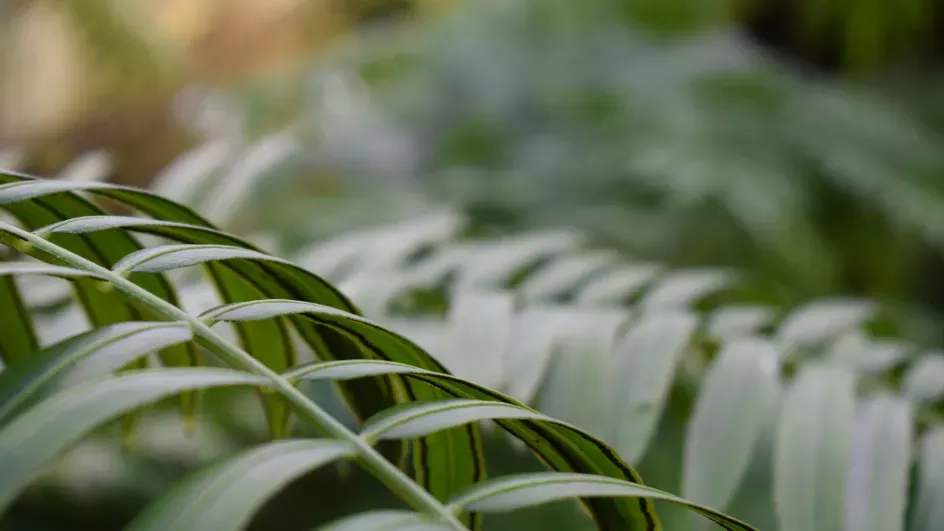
<box><xmin>683</xmin><ymin>338</ymin><xmax>781</xmax><ymax>512</ymax></box>
<box><xmin>0</xmin><ymin>368</ymin><xmax>265</xmax><ymax>513</ymax></box>
<box><xmin>903</xmin><ymin>354</ymin><xmax>944</xmax><ymax>404</ymax></box>
<box><xmin>641</xmin><ymin>270</ymin><xmax>731</xmax><ymax>309</ymax></box>
<box><xmin>447</xmin><ymin>472</ymin><xmax>757</xmax><ymax>530</ymax></box>
<box><xmin>706</xmin><ymin>306</ymin><xmax>775</xmax><ymax>341</ymax></box>
<box><xmin>444</xmin><ymin>290</ymin><xmax>514</xmax><ymax>389</ymax></box>
<box><xmin>209</xmin><ymin>300</ymin><xmax>662</xmax><ymax>528</ymax></box>
<box><xmin>517</xmin><ymin>251</ymin><xmax>619</xmax><ymax>301</ymax></box>
<box><xmin>775</xmin><ymin>300</ymin><xmax>875</xmax><ymax>352</ymax></box>
<box><xmin>774</xmin><ymin>364</ymin><xmax>856</xmax><ymax>531</ymax></box>
<box><xmin>201</xmin><ymin>133</ymin><xmax>297</xmax><ymax>227</ymax></box>
<box><xmin>112</xmin><ymin>244</ymin><xmax>288</xmax><ymax>275</ymax></box>
<box><xmin>0</xmin><ymin>262</ymin><xmax>104</xmax><ymax>280</ymax></box>
<box><xmin>503</xmin><ymin>305</ymin><xmax>573</xmax><ymax>403</ymax></box>
<box><xmin>149</xmin><ymin>140</ymin><xmax>231</xmax><ymax>206</ymax></box>
<box><xmin>361</xmin><ymin>209</ymin><xmax>464</xmax><ymax>271</ymax></box>
<box><xmin>454</xmin><ymin>230</ymin><xmax>583</xmax><ymax>290</ymax></box>
<box><xmin>911</xmin><ymin>427</ymin><xmax>944</xmax><ymax>531</ymax></box>
<box><xmin>843</xmin><ymin>394</ymin><xmax>912</xmax><ymax>531</ymax></box>
<box><xmin>827</xmin><ymin>332</ymin><xmax>910</xmax><ymax>374</ymax></box>
<box><xmin>0</xmin><ymin>322</ymin><xmax>192</xmax><ymax>423</ymax></box>
<box><xmin>361</xmin><ymin>399</ymin><xmax>547</xmax><ymax>442</ymax></box>
<box><xmin>538</xmin><ymin>309</ymin><xmax>627</xmax><ymax>438</ymax></box>
<box><xmin>127</xmin><ymin>439</ymin><xmax>354</xmax><ymax>531</ymax></box>
<box><xmin>610</xmin><ymin>310</ymin><xmax>697</xmax><ymax>462</ymax></box>
<box><xmin>575</xmin><ymin>264</ymin><xmax>661</xmax><ymax>305</ymax></box>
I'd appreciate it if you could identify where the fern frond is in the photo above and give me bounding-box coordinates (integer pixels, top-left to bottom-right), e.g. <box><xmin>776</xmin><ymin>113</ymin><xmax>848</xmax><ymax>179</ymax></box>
<box><xmin>0</xmin><ymin>169</ymin><xmax>753</xmax><ymax>530</ymax></box>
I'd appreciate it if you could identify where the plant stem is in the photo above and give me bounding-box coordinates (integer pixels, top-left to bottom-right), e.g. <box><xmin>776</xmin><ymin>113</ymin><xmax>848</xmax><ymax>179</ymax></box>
<box><xmin>0</xmin><ymin>221</ymin><xmax>468</xmax><ymax>531</ymax></box>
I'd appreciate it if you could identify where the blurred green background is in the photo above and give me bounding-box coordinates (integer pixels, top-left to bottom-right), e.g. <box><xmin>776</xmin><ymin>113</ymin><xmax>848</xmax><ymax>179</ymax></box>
<box><xmin>3</xmin><ymin>0</ymin><xmax>944</xmax><ymax>529</ymax></box>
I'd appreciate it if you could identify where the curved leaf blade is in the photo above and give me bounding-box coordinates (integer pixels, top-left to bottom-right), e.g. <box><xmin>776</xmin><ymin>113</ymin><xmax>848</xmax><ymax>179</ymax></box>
<box><xmin>112</xmin><ymin>244</ymin><xmax>288</xmax><ymax>275</ymax></box>
<box><xmin>202</xmin><ymin>299</ymin><xmax>484</xmax><ymax>526</ymax></box>
<box><xmin>843</xmin><ymin>395</ymin><xmax>912</xmax><ymax>531</ymax></box>
<box><xmin>0</xmin><ymin>262</ymin><xmax>104</xmax><ymax>279</ymax></box>
<box><xmin>0</xmin><ymin>368</ymin><xmax>265</xmax><ymax>513</ymax></box>
<box><xmin>0</xmin><ymin>174</ymin><xmax>196</xmax><ymax>371</ymax></box>
<box><xmin>576</xmin><ymin>264</ymin><xmax>661</xmax><ymax>305</ymax></box>
<box><xmin>518</xmin><ymin>251</ymin><xmax>619</xmax><ymax>302</ymax></box>
<box><xmin>773</xmin><ymin>364</ymin><xmax>856</xmax><ymax>531</ymax></box>
<box><xmin>640</xmin><ymin>270</ymin><xmax>731</xmax><ymax>310</ymax></box>
<box><xmin>448</xmin><ymin>472</ymin><xmax>757</xmax><ymax>530</ymax></box>
<box><xmin>682</xmin><ymin>338</ymin><xmax>781</xmax><ymax>513</ymax></box>
<box><xmin>903</xmin><ymin>354</ymin><xmax>944</xmax><ymax>404</ymax></box>
<box><xmin>454</xmin><ymin>230</ymin><xmax>583</xmax><ymax>290</ymax></box>
<box><xmin>539</xmin><ymin>309</ymin><xmax>627</xmax><ymax>439</ymax></box>
<box><xmin>33</xmin><ymin>213</ymin><xmax>394</xmax><ymax>439</ymax></box>
<box><xmin>444</xmin><ymin>290</ymin><xmax>513</xmax><ymax>389</ymax></box>
<box><xmin>279</xmin><ymin>356</ymin><xmax>662</xmax><ymax>529</ymax></box>
<box><xmin>610</xmin><ymin>310</ymin><xmax>697</xmax><ymax>462</ymax></box>
<box><xmin>0</xmin><ymin>322</ymin><xmax>192</xmax><ymax>424</ymax></box>
<box><xmin>775</xmin><ymin>299</ymin><xmax>875</xmax><ymax>353</ymax></box>
<box><xmin>128</xmin><ymin>439</ymin><xmax>354</xmax><ymax>531</ymax></box>
<box><xmin>361</xmin><ymin>399</ymin><xmax>548</xmax><ymax>442</ymax></box>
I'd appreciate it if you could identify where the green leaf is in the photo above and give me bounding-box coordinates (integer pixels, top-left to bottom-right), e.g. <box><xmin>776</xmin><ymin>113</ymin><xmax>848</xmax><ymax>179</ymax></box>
<box><xmin>610</xmin><ymin>310</ymin><xmax>697</xmax><ymax>462</ymax></box>
<box><xmin>149</xmin><ymin>141</ymin><xmax>231</xmax><ymax>206</ymax></box>
<box><xmin>284</xmin><ymin>359</ymin><xmax>440</xmax><ymax>382</ymax></box>
<box><xmin>201</xmin><ymin>299</ymin><xmax>485</xmax><ymax>528</ymax></box>
<box><xmin>338</xmin><ymin>271</ymin><xmax>418</xmax><ymax>318</ymax></box>
<box><xmin>0</xmin><ymin>274</ymin><xmax>38</xmax><ymax>366</ymax></box>
<box><xmin>0</xmin><ymin>174</ymin><xmax>197</xmax><ymax>371</ymax></box>
<box><xmin>0</xmin><ymin>262</ymin><xmax>103</xmax><ymax>279</ymax></box>
<box><xmin>843</xmin><ymin>394</ymin><xmax>912</xmax><ymax>531</ymax></box>
<box><xmin>517</xmin><ymin>251</ymin><xmax>619</xmax><ymax>302</ymax></box>
<box><xmin>361</xmin><ymin>399</ymin><xmax>547</xmax><ymax>442</ymax></box>
<box><xmin>502</xmin><ymin>306</ymin><xmax>571</xmax><ymax>403</ymax></box>
<box><xmin>705</xmin><ymin>306</ymin><xmax>775</xmax><ymax>341</ymax></box>
<box><xmin>0</xmin><ymin>368</ymin><xmax>265</xmax><ymax>513</ymax></box>
<box><xmin>640</xmin><ymin>270</ymin><xmax>731</xmax><ymax>309</ymax></box>
<box><xmin>127</xmin><ymin>439</ymin><xmax>355</xmax><ymax>531</ymax></box>
<box><xmin>538</xmin><ymin>309</ymin><xmax>627</xmax><ymax>438</ymax></box>
<box><xmin>112</xmin><ymin>244</ymin><xmax>288</xmax><ymax>275</ymax></box>
<box><xmin>576</xmin><ymin>264</ymin><xmax>661</xmax><ymax>305</ymax></box>
<box><xmin>774</xmin><ymin>364</ymin><xmax>856</xmax><ymax>531</ymax></box>
<box><xmin>682</xmin><ymin>338</ymin><xmax>781</xmax><ymax>513</ymax></box>
<box><xmin>775</xmin><ymin>299</ymin><xmax>875</xmax><ymax>352</ymax></box>
<box><xmin>0</xmin><ymin>174</ymin><xmax>201</xmax><ymax>437</ymax></box>
<box><xmin>301</xmin><ymin>209</ymin><xmax>462</xmax><ymax>280</ymax></box>
<box><xmin>903</xmin><ymin>354</ymin><xmax>944</xmax><ymax>404</ymax></box>
<box><xmin>280</xmin><ymin>357</ymin><xmax>662</xmax><ymax>529</ymax></box>
<box><xmin>444</xmin><ymin>290</ymin><xmax>514</xmax><ymax>389</ymax></box>
<box><xmin>205</xmin><ymin>263</ymin><xmax>296</xmax><ymax>439</ymax></box>
<box><xmin>35</xmin><ymin>213</ymin><xmax>395</xmax><ymax>441</ymax></box>
<box><xmin>826</xmin><ymin>332</ymin><xmax>910</xmax><ymax>374</ymax></box>
<box><xmin>0</xmin><ymin>263</ymin><xmax>103</xmax><ymax>357</ymax></box>
<box><xmin>912</xmin><ymin>427</ymin><xmax>944</xmax><ymax>531</ymax></box>
<box><xmin>447</xmin><ymin>472</ymin><xmax>757</xmax><ymax>530</ymax></box>
<box><xmin>454</xmin><ymin>230</ymin><xmax>583</xmax><ymax>290</ymax></box>
<box><xmin>320</xmin><ymin>510</ymin><xmax>452</xmax><ymax>531</ymax></box>
<box><xmin>0</xmin><ymin>321</ymin><xmax>192</xmax><ymax>424</ymax></box>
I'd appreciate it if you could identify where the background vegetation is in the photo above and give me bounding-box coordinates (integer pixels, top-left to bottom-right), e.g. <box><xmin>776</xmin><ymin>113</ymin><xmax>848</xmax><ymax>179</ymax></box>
<box><xmin>2</xmin><ymin>0</ymin><xmax>944</xmax><ymax>530</ymax></box>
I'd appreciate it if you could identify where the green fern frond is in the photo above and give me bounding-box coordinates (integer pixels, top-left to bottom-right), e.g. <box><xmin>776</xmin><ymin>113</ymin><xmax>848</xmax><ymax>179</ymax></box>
<box><xmin>0</xmin><ymin>169</ymin><xmax>753</xmax><ymax>530</ymax></box>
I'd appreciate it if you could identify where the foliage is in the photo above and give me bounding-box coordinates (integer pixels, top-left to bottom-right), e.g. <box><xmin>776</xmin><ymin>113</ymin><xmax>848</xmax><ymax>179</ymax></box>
<box><xmin>285</xmin><ymin>208</ymin><xmax>944</xmax><ymax>531</ymax></box>
<box><xmin>285</xmin><ymin>0</ymin><xmax>944</xmax><ymax>310</ymax></box>
<box><xmin>0</xmin><ymin>170</ymin><xmax>752</xmax><ymax>530</ymax></box>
